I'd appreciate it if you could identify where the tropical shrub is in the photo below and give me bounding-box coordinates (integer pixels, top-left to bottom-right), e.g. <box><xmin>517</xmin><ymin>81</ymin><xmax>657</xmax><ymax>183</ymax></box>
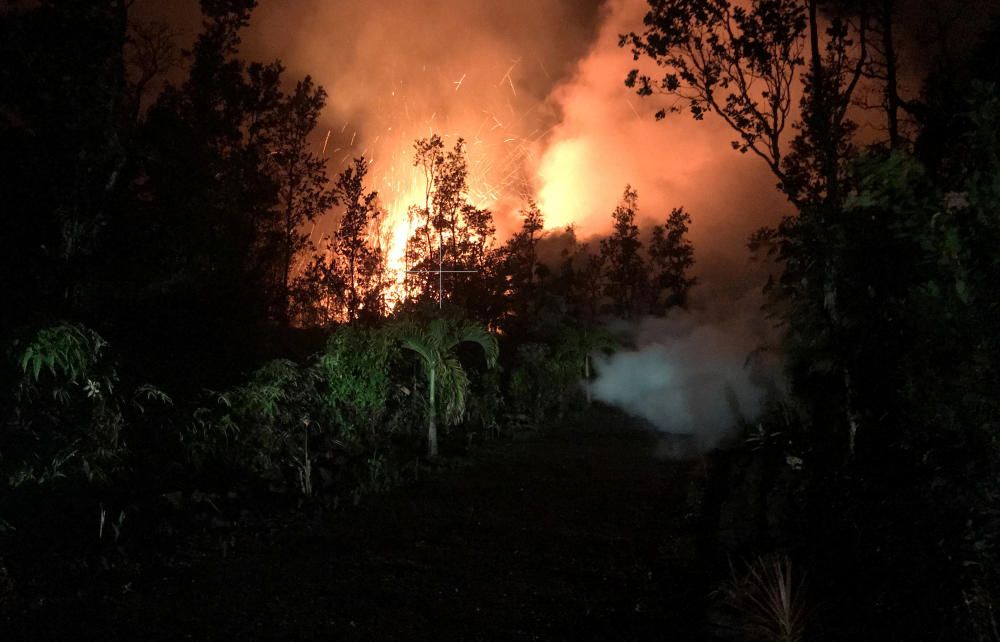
<box><xmin>508</xmin><ymin>342</ymin><xmax>553</xmax><ymax>426</ymax></box>
<box><xmin>205</xmin><ymin>359</ymin><xmax>323</xmax><ymax>495</ymax></box>
<box><xmin>507</xmin><ymin>325</ymin><xmax>610</xmax><ymax>427</ymax></box>
<box><xmin>4</xmin><ymin>323</ymin><xmax>170</xmax><ymax>488</ymax></box>
<box><xmin>393</xmin><ymin>316</ymin><xmax>499</xmax><ymax>458</ymax></box>
<box><xmin>315</xmin><ymin>325</ymin><xmax>393</xmax><ymax>438</ymax></box>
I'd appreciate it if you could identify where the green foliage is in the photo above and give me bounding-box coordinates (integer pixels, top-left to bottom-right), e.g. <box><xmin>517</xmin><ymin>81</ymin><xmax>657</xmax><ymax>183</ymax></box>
<box><xmin>209</xmin><ymin>358</ymin><xmax>321</xmax><ymax>494</ymax></box>
<box><xmin>393</xmin><ymin>316</ymin><xmax>499</xmax><ymax>457</ymax></box>
<box><xmin>556</xmin><ymin>324</ymin><xmax>617</xmax><ymax>380</ymax></box>
<box><xmin>316</xmin><ymin>325</ymin><xmax>392</xmax><ymax>436</ymax></box>
<box><xmin>17</xmin><ymin>323</ymin><xmax>107</xmax><ymax>386</ymax></box>
<box><xmin>5</xmin><ymin>324</ymin><xmax>171</xmax><ymax>489</ymax></box>
<box><xmin>396</xmin><ymin>318</ymin><xmax>498</xmax><ymax>420</ymax></box>
<box><xmin>507</xmin><ymin>324</ymin><xmax>614</xmax><ymax>426</ymax></box>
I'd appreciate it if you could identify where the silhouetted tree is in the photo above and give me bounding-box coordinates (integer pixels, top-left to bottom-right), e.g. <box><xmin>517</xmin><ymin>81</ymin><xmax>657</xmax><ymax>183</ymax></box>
<box><xmin>505</xmin><ymin>201</ymin><xmax>545</xmax><ymax>293</ymax></box>
<box><xmin>578</xmin><ymin>246</ymin><xmax>605</xmax><ymax>319</ymax></box>
<box><xmin>625</xmin><ymin>0</ymin><xmax>871</xmax><ymax>453</ymax></box>
<box><xmin>648</xmin><ymin>206</ymin><xmax>696</xmax><ymax>311</ymax></box>
<box><xmin>333</xmin><ymin>158</ymin><xmax>383</xmax><ymax>322</ymax></box>
<box><xmin>623</xmin><ymin>0</ymin><xmax>869</xmax><ymax>208</ymax></box>
<box><xmin>630</xmin><ymin>1</ymin><xmax>1000</xmax><ymax>635</ymax></box>
<box><xmin>295</xmin><ymin>157</ymin><xmax>384</xmax><ymax>325</ymax></box>
<box><xmin>266</xmin><ymin>76</ymin><xmax>336</xmax><ymax>325</ymax></box>
<box><xmin>600</xmin><ymin>186</ymin><xmax>646</xmax><ymax>319</ymax></box>
<box><xmin>404</xmin><ymin>135</ymin><xmax>495</xmax><ymax>308</ymax></box>
<box><xmin>623</xmin><ymin>0</ymin><xmax>806</xmax><ymax>199</ymax></box>
<box><xmin>0</xmin><ymin>0</ymin><xmax>130</xmax><ymax>340</ymax></box>
<box><xmin>125</xmin><ymin>20</ymin><xmax>180</xmax><ymax>123</ymax></box>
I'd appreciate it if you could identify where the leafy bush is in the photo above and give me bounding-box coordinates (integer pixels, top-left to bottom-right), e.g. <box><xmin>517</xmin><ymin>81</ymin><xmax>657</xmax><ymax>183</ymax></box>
<box><xmin>198</xmin><ymin>359</ymin><xmax>324</xmax><ymax>495</ymax></box>
<box><xmin>316</xmin><ymin>325</ymin><xmax>393</xmax><ymax>438</ymax></box>
<box><xmin>4</xmin><ymin>323</ymin><xmax>170</xmax><ymax>488</ymax></box>
<box><xmin>464</xmin><ymin>367</ymin><xmax>503</xmax><ymax>440</ymax></box>
<box><xmin>185</xmin><ymin>325</ymin><xmax>417</xmax><ymax>495</ymax></box>
<box><xmin>507</xmin><ymin>327</ymin><xmax>606</xmax><ymax>427</ymax></box>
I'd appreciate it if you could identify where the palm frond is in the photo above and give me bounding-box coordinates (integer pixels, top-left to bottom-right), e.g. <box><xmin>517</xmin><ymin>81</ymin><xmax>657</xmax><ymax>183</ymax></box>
<box><xmin>400</xmin><ymin>336</ymin><xmax>435</xmax><ymax>368</ymax></box>
<box><xmin>455</xmin><ymin>321</ymin><xmax>499</xmax><ymax>368</ymax></box>
<box><xmin>437</xmin><ymin>354</ymin><xmax>471</xmax><ymax>426</ymax></box>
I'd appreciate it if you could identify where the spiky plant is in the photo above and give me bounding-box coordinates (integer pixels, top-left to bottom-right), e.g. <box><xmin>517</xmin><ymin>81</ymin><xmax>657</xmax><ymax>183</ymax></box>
<box><xmin>393</xmin><ymin>318</ymin><xmax>498</xmax><ymax>458</ymax></box>
<box><xmin>713</xmin><ymin>553</ymin><xmax>808</xmax><ymax>642</ymax></box>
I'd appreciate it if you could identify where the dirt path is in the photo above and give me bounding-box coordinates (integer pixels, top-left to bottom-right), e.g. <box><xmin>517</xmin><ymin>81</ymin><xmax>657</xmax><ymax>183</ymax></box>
<box><xmin>22</xmin><ymin>418</ymin><xmax>707</xmax><ymax>640</ymax></box>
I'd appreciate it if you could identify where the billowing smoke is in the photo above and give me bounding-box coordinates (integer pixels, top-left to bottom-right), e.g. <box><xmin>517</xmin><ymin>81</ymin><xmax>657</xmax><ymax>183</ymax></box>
<box><xmin>588</xmin><ymin>282</ymin><xmax>785</xmax><ymax>453</ymax></box>
<box><xmin>135</xmin><ymin>1</ymin><xmax>792</xmax><ymax>444</ymax></box>
<box><xmin>130</xmin><ymin>0</ymin><xmax>992</xmax><ymax>453</ymax></box>
<box><xmin>134</xmin><ymin>0</ymin><xmax>791</xmax><ymax>248</ymax></box>
<box><xmin>134</xmin><ymin>0</ymin><xmax>993</xmax><ymax>254</ymax></box>
<box><xmin>532</xmin><ymin>0</ymin><xmax>791</xmax><ymax>252</ymax></box>
<box><xmin>242</xmin><ymin>0</ymin><xmax>606</xmax><ymax>237</ymax></box>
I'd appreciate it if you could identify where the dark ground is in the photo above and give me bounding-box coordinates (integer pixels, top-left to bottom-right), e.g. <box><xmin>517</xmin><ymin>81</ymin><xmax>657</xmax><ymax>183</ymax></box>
<box><xmin>11</xmin><ymin>417</ymin><xmax>707</xmax><ymax>640</ymax></box>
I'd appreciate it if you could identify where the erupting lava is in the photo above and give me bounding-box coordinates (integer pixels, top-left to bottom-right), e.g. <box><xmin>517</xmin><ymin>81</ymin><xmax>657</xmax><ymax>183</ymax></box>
<box><xmin>289</xmin><ymin>0</ymin><xmax>788</xmax><ymax>312</ymax></box>
<box><xmin>322</xmin><ymin>71</ymin><xmax>544</xmax><ymax>306</ymax></box>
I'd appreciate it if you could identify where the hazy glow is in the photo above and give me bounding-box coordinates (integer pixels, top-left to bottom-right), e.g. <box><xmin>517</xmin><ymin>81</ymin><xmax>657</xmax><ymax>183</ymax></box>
<box><xmin>537</xmin><ymin>139</ymin><xmax>591</xmax><ymax>230</ymax></box>
<box><xmin>231</xmin><ymin>0</ymin><xmax>791</xmax><ymax>279</ymax></box>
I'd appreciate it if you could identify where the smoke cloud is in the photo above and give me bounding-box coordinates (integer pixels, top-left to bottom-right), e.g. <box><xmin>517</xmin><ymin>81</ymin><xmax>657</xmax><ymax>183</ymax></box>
<box><xmin>588</xmin><ymin>282</ymin><xmax>785</xmax><ymax>453</ymax></box>
<box><xmin>243</xmin><ymin>0</ymin><xmax>606</xmax><ymax>237</ymax></box>
<box><xmin>134</xmin><ymin>0</ymin><xmax>791</xmax><ymax>252</ymax></box>
<box><xmin>532</xmin><ymin>0</ymin><xmax>791</xmax><ymax>255</ymax></box>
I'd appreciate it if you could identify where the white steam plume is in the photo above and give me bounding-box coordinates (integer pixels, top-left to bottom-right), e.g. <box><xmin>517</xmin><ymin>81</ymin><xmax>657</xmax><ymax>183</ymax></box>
<box><xmin>588</xmin><ymin>287</ymin><xmax>784</xmax><ymax>452</ymax></box>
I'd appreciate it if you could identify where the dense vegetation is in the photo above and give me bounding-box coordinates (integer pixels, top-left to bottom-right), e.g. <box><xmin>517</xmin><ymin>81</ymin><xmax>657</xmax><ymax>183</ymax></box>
<box><xmin>2</xmin><ymin>0</ymin><xmax>1000</xmax><ymax>638</ymax></box>
<box><xmin>626</xmin><ymin>0</ymin><xmax>1000</xmax><ymax>638</ymax></box>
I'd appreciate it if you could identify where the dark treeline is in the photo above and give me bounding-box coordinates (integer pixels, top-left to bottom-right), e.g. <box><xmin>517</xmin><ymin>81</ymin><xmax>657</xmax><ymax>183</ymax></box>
<box><xmin>625</xmin><ymin>0</ymin><xmax>1000</xmax><ymax>638</ymax></box>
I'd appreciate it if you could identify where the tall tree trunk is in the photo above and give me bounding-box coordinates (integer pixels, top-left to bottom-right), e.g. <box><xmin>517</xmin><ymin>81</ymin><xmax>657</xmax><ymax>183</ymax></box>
<box><xmin>449</xmin><ymin>207</ymin><xmax>459</xmax><ymax>264</ymax></box>
<box><xmin>806</xmin><ymin>0</ymin><xmax>840</xmax><ymax>207</ymax></box>
<box><xmin>348</xmin><ymin>249</ymin><xmax>357</xmax><ymax>322</ymax></box>
<box><xmin>807</xmin><ymin>0</ymin><xmax>822</xmax><ymax>84</ymax></box>
<box><xmin>281</xmin><ymin>178</ymin><xmax>295</xmax><ymax>326</ymax></box>
<box><xmin>299</xmin><ymin>426</ymin><xmax>312</xmax><ymax>496</ymax></box>
<box><xmin>427</xmin><ymin>365</ymin><xmax>438</xmax><ymax>458</ymax></box>
<box><xmin>881</xmin><ymin>0</ymin><xmax>901</xmax><ymax>148</ymax></box>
